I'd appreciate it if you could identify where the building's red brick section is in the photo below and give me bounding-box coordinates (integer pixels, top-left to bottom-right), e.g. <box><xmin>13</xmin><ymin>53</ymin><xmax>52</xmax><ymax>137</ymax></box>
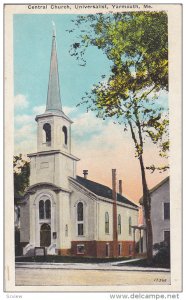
<box><xmin>58</xmin><ymin>249</ymin><xmax>71</xmax><ymax>256</ymax></box>
<box><xmin>70</xmin><ymin>240</ymin><xmax>135</xmax><ymax>258</ymax></box>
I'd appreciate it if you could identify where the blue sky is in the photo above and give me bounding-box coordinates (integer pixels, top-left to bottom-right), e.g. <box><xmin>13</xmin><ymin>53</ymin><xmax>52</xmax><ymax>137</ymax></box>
<box><xmin>14</xmin><ymin>14</ymin><xmax>111</xmax><ymax>114</ymax></box>
<box><xmin>14</xmin><ymin>13</ymin><xmax>169</xmax><ymax>201</ymax></box>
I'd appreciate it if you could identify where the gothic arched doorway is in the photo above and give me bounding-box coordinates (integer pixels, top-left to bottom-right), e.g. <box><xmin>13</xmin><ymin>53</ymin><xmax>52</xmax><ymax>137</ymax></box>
<box><xmin>40</xmin><ymin>223</ymin><xmax>51</xmax><ymax>247</ymax></box>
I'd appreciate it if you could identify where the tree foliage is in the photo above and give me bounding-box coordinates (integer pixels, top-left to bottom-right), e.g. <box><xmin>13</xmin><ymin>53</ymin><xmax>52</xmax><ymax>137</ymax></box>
<box><xmin>69</xmin><ymin>12</ymin><xmax>169</xmax><ymax>261</ymax></box>
<box><xmin>70</xmin><ymin>11</ymin><xmax>169</xmax><ymax>170</ymax></box>
<box><xmin>14</xmin><ymin>154</ymin><xmax>30</xmax><ymax>199</ymax></box>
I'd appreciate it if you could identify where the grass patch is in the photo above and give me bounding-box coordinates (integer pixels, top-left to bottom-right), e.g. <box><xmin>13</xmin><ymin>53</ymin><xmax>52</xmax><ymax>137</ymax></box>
<box><xmin>118</xmin><ymin>258</ymin><xmax>170</xmax><ymax>269</ymax></box>
<box><xmin>15</xmin><ymin>255</ymin><xmax>132</xmax><ymax>264</ymax></box>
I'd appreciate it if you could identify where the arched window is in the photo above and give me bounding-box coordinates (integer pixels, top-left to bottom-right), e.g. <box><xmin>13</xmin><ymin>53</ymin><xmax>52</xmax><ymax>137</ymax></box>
<box><xmin>39</xmin><ymin>200</ymin><xmax>44</xmax><ymax>219</ymax></box>
<box><xmin>77</xmin><ymin>202</ymin><xmax>83</xmax><ymax>221</ymax></box>
<box><xmin>62</xmin><ymin>126</ymin><xmax>68</xmax><ymax>145</ymax></box>
<box><xmin>43</xmin><ymin>123</ymin><xmax>51</xmax><ymax>143</ymax></box>
<box><xmin>77</xmin><ymin>202</ymin><xmax>84</xmax><ymax>236</ymax></box>
<box><xmin>129</xmin><ymin>216</ymin><xmax>132</xmax><ymax>235</ymax></box>
<box><xmin>45</xmin><ymin>200</ymin><xmax>51</xmax><ymax>219</ymax></box>
<box><xmin>105</xmin><ymin>212</ymin><xmax>109</xmax><ymax>234</ymax></box>
<box><xmin>39</xmin><ymin>199</ymin><xmax>51</xmax><ymax>219</ymax></box>
<box><xmin>118</xmin><ymin>214</ymin><xmax>121</xmax><ymax>235</ymax></box>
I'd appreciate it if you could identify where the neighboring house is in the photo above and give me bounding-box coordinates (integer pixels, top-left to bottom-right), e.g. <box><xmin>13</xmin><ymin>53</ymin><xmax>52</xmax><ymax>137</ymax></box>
<box><xmin>19</xmin><ymin>30</ymin><xmax>139</xmax><ymax>258</ymax></box>
<box><xmin>150</xmin><ymin>177</ymin><xmax>170</xmax><ymax>246</ymax></box>
<box><xmin>140</xmin><ymin>177</ymin><xmax>170</xmax><ymax>252</ymax></box>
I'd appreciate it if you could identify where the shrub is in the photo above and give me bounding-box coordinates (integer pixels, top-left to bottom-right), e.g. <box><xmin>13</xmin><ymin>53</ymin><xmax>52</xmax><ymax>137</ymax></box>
<box><xmin>153</xmin><ymin>241</ymin><xmax>170</xmax><ymax>268</ymax></box>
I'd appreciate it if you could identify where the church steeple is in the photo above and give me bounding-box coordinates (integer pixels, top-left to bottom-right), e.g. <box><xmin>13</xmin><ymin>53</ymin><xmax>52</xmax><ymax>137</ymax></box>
<box><xmin>35</xmin><ymin>26</ymin><xmax>74</xmax><ymax>154</ymax></box>
<box><xmin>46</xmin><ymin>25</ymin><xmax>62</xmax><ymax>112</ymax></box>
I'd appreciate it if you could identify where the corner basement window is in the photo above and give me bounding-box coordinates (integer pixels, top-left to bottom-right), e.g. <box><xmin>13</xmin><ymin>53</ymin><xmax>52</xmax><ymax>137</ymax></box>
<box><xmin>77</xmin><ymin>244</ymin><xmax>85</xmax><ymax>254</ymax></box>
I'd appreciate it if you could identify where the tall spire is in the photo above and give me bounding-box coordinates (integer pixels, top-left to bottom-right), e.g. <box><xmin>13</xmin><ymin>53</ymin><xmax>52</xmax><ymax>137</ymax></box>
<box><xmin>46</xmin><ymin>24</ymin><xmax>62</xmax><ymax>112</ymax></box>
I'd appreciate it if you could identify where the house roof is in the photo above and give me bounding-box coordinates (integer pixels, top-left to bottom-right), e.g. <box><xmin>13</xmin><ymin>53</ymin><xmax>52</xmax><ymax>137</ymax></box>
<box><xmin>74</xmin><ymin>176</ymin><xmax>138</xmax><ymax>208</ymax></box>
<box><xmin>139</xmin><ymin>176</ymin><xmax>169</xmax><ymax>204</ymax></box>
<box><xmin>148</xmin><ymin>176</ymin><xmax>169</xmax><ymax>194</ymax></box>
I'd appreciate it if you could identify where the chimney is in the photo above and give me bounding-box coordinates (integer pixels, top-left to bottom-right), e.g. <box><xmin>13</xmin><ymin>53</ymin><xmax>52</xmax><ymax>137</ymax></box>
<box><xmin>83</xmin><ymin>170</ymin><xmax>88</xmax><ymax>179</ymax></box>
<box><xmin>112</xmin><ymin>169</ymin><xmax>118</xmax><ymax>257</ymax></box>
<box><xmin>119</xmin><ymin>180</ymin><xmax>123</xmax><ymax>195</ymax></box>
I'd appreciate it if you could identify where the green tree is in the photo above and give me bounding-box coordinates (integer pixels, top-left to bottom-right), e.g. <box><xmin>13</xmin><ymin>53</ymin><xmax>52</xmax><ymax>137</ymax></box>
<box><xmin>14</xmin><ymin>154</ymin><xmax>30</xmax><ymax>202</ymax></box>
<box><xmin>70</xmin><ymin>12</ymin><xmax>169</xmax><ymax>262</ymax></box>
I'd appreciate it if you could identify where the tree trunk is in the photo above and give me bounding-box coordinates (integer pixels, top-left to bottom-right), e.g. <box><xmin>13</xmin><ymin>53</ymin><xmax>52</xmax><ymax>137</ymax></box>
<box><xmin>128</xmin><ymin>120</ymin><xmax>153</xmax><ymax>262</ymax></box>
<box><xmin>139</xmin><ymin>155</ymin><xmax>153</xmax><ymax>263</ymax></box>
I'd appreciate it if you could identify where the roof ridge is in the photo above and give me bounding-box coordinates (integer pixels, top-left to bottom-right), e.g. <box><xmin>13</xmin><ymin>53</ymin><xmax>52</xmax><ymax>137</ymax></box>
<box><xmin>76</xmin><ymin>175</ymin><xmax>138</xmax><ymax>208</ymax></box>
<box><xmin>149</xmin><ymin>176</ymin><xmax>169</xmax><ymax>194</ymax></box>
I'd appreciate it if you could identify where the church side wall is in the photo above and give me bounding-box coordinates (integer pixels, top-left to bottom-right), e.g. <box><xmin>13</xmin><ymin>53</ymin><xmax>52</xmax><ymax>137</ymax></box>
<box><xmin>70</xmin><ymin>187</ymin><xmax>96</xmax><ymax>241</ymax></box>
<box><xmin>19</xmin><ymin>201</ymin><xmax>30</xmax><ymax>244</ymax></box>
<box><xmin>98</xmin><ymin>201</ymin><xmax>138</xmax><ymax>242</ymax></box>
<box><xmin>69</xmin><ymin>183</ymin><xmax>139</xmax><ymax>257</ymax></box>
<box><xmin>97</xmin><ymin>200</ymin><xmax>113</xmax><ymax>241</ymax></box>
<box><xmin>57</xmin><ymin>191</ymin><xmax>71</xmax><ymax>254</ymax></box>
<box><xmin>71</xmin><ymin>190</ymin><xmax>95</xmax><ymax>241</ymax></box>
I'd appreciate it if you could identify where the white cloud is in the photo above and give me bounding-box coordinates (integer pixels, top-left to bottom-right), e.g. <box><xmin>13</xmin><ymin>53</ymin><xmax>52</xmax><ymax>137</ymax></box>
<box><xmin>70</xmin><ymin>109</ymin><xmax>168</xmax><ymax>201</ymax></box>
<box><xmin>32</xmin><ymin>105</ymin><xmax>77</xmax><ymax>116</ymax></box>
<box><xmin>13</xmin><ymin>103</ymin><xmax>168</xmax><ymax>200</ymax></box>
<box><xmin>63</xmin><ymin>106</ymin><xmax>77</xmax><ymax>115</ymax></box>
<box><xmin>72</xmin><ymin>111</ymin><xmax>107</xmax><ymax>137</ymax></box>
<box><xmin>15</xmin><ymin>138</ymin><xmax>37</xmax><ymax>155</ymax></box>
<box><xmin>15</xmin><ymin>114</ymin><xmax>33</xmax><ymax>125</ymax></box>
<box><xmin>14</xmin><ymin>94</ymin><xmax>29</xmax><ymax>109</ymax></box>
<box><xmin>33</xmin><ymin>105</ymin><xmax>45</xmax><ymax>115</ymax></box>
<box><xmin>15</xmin><ymin>123</ymin><xmax>36</xmax><ymax>140</ymax></box>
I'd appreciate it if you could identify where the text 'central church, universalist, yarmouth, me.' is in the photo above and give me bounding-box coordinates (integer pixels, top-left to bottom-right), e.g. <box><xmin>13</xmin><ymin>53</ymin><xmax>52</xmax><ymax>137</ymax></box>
<box><xmin>17</xmin><ymin>29</ymin><xmax>170</xmax><ymax>258</ymax></box>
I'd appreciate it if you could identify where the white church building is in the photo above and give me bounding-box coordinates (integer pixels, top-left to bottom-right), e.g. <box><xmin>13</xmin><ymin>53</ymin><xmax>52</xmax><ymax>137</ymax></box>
<box><xmin>19</xmin><ymin>30</ymin><xmax>139</xmax><ymax>258</ymax></box>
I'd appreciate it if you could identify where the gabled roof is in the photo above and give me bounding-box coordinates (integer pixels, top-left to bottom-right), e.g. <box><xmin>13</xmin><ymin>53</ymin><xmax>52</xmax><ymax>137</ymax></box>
<box><xmin>73</xmin><ymin>176</ymin><xmax>138</xmax><ymax>208</ymax></box>
<box><xmin>139</xmin><ymin>176</ymin><xmax>169</xmax><ymax>204</ymax></box>
<box><xmin>149</xmin><ymin>176</ymin><xmax>169</xmax><ymax>194</ymax></box>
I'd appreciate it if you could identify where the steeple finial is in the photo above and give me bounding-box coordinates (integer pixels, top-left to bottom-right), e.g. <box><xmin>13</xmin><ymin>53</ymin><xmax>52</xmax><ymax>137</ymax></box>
<box><xmin>52</xmin><ymin>21</ymin><xmax>56</xmax><ymax>37</ymax></box>
<box><xmin>46</xmin><ymin>24</ymin><xmax>62</xmax><ymax>113</ymax></box>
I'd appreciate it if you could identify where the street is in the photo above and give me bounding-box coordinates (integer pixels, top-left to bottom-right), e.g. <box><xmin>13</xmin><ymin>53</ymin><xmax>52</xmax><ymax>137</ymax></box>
<box><xmin>15</xmin><ymin>267</ymin><xmax>171</xmax><ymax>286</ymax></box>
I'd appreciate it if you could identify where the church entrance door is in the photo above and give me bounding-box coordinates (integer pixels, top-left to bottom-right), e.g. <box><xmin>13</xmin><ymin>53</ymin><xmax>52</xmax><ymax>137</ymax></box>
<box><xmin>40</xmin><ymin>223</ymin><xmax>51</xmax><ymax>247</ymax></box>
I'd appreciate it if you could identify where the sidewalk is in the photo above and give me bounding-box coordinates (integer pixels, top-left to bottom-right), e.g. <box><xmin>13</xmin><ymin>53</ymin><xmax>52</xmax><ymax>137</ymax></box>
<box><xmin>15</xmin><ymin>259</ymin><xmax>170</xmax><ymax>273</ymax></box>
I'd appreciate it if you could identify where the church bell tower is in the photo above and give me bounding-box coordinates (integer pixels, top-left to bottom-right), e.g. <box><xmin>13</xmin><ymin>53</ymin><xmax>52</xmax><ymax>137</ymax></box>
<box><xmin>29</xmin><ymin>28</ymin><xmax>79</xmax><ymax>189</ymax></box>
<box><xmin>36</xmin><ymin>28</ymin><xmax>72</xmax><ymax>154</ymax></box>
<box><xmin>24</xmin><ymin>27</ymin><xmax>79</xmax><ymax>255</ymax></box>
